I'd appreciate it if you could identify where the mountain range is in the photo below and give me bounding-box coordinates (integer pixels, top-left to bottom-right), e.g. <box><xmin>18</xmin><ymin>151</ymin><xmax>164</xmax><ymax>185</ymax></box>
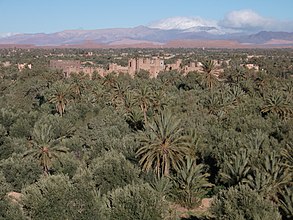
<box><xmin>0</xmin><ymin>25</ymin><xmax>293</xmax><ymax>48</ymax></box>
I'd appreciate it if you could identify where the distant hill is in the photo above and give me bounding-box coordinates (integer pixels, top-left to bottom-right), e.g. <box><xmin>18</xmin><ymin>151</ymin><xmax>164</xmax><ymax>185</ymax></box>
<box><xmin>0</xmin><ymin>26</ymin><xmax>292</xmax><ymax>48</ymax></box>
<box><xmin>237</xmin><ymin>31</ymin><xmax>293</xmax><ymax>44</ymax></box>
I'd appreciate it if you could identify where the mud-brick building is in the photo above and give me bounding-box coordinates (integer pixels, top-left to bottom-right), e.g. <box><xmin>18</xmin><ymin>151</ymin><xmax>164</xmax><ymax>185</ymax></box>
<box><xmin>165</xmin><ymin>59</ymin><xmax>182</xmax><ymax>71</ymax></box>
<box><xmin>50</xmin><ymin>60</ymin><xmax>81</xmax><ymax>77</ymax></box>
<box><xmin>128</xmin><ymin>57</ymin><xmax>165</xmax><ymax>78</ymax></box>
<box><xmin>108</xmin><ymin>63</ymin><xmax>128</xmax><ymax>74</ymax></box>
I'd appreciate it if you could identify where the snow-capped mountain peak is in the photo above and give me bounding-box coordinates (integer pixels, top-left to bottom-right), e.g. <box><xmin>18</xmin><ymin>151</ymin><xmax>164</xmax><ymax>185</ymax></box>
<box><xmin>148</xmin><ymin>16</ymin><xmax>218</xmax><ymax>30</ymax></box>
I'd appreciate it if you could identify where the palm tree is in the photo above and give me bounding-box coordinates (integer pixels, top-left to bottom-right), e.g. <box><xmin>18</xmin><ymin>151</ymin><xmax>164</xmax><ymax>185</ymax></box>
<box><xmin>220</xmin><ymin>148</ymin><xmax>251</xmax><ymax>186</ymax></box>
<box><xmin>172</xmin><ymin>157</ymin><xmax>212</xmax><ymax>208</ymax></box>
<box><xmin>203</xmin><ymin>89</ymin><xmax>235</xmax><ymax>116</ymax></box>
<box><xmin>90</xmin><ymin>84</ymin><xmax>105</xmax><ymax>104</ymax></box>
<box><xmin>261</xmin><ymin>92</ymin><xmax>293</xmax><ymax>119</ymax></box>
<box><xmin>133</xmin><ymin>85</ymin><xmax>153</xmax><ymax>124</ymax></box>
<box><xmin>151</xmin><ymin>89</ymin><xmax>168</xmax><ymax>113</ymax></box>
<box><xmin>278</xmin><ymin>186</ymin><xmax>293</xmax><ymax>219</ymax></box>
<box><xmin>111</xmin><ymin>81</ymin><xmax>129</xmax><ymax>109</ymax></box>
<box><xmin>281</xmin><ymin>144</ymin><xmax>293</xmax><ymax>172</ymax></box>
<box><xmin>102</xmin><ymin>72</ymin><xmax>117</xmax><ymax>88</ymax></box>
<box><xmin>123</xmin><ymin>91</ymin><xmax>136</xmax><ymax>113</ymax></box>
<box><xmin>201</xmin><ymin>59</ymin><xmax>217</xmax><ymax>90</ymax></box>
<box><xmin>203</xmin><ymin>93</ymin><xmax>223</xmax><ymax>115</ymax></box>
<box><xmin>136</xmin><ymin>111</ymin><xmax>191</xmax><ymax>177</ymax></box>
<box><xmin>246</xmin><ymin>151</ymin><xmax>291</xmax><ymax>201</ymax></box>
<box><xmin>68</xmin><ymin>73</ymin><xmax>87</xmax><ymax>98</ymax></box>
<box><xmin>228</xmin><ymin>85</ymin><xmax>245</xmax><ymax>104</ymax></box>
<box><xmin>49</xmin><ymin>81</ymin><xmax>71</xmax><ymax>117</ymax></box>
<box><xmin>226</xmin><ymin>65</ymin><xmax>247</xmax><ymax>84</ymax></box>
<box><xmin>282</xmin><ymin>81</ymin><xmax>293</xmax><ymax>99</ymax></box>
<box><xmin>24</xmin><ymin>123</ymin><xmax>68</xmax><ymax>175</ymax></box>
<box><xmin>150</xmin><ymin>176</ymin><xmax>172</xmax><ymax>201</ymax></box>
<box><xmin>125</xmin><ymin>108</ymin><xmax>144</xmax><ymax>131</ymax></box>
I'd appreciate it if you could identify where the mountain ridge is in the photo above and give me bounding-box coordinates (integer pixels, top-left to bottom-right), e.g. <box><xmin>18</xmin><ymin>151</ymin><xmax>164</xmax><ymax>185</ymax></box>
<box><xmin>0</xmin><ymin>26</ymin><xmax>292</xmax><ymax>47</ymax></box>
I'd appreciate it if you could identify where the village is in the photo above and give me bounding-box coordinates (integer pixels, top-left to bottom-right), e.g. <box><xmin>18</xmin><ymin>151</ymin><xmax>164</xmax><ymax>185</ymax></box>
<box><xmin>49</xmin><ymin>57</ymin><xmax>208</xmax><ymax>78</ymax></box>
<box><xmin>48</xmin><ymin>56</ymin><xmax>259</xmax><ymax>78</ymax></box>
<box><xmin>1</xmin><ymin>56</ymin><xmax>260</xmax><ymax>79</ymax></box>
<box><xmin>0</xmin><ymin>48</ymin><xmax>261</xmax><ymax>78</ymax></box>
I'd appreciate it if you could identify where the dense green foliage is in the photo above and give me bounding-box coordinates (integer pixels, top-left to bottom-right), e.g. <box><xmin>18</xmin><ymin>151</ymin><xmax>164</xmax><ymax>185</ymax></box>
<box><xmin>211</xmin><ymin>185</ymin><xmax>282</xmax><ymax>220</ymax></box>
<box><xmin>104</xmin><ymin>183</ymin><xmax>166</xmax><ymax>220</ymax></box>
<box><xmin>0</xmin><ymin>48</ymin><xmax>292</xmax><ymax>219</ymax></box>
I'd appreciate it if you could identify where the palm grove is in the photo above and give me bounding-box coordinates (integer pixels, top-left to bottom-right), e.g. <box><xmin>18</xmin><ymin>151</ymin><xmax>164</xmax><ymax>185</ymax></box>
<box><xmin>0</xmin><ymin>48</ymin><xmax>292</xmax><ymax>220</ymax></box>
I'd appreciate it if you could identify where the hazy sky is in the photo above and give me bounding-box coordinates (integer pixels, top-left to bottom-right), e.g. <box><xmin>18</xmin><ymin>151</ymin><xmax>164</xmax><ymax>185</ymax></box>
<box><xmin>1</xmin><ymin>0</ymin><xmax>293</xmax><ymax>33</ymax></box>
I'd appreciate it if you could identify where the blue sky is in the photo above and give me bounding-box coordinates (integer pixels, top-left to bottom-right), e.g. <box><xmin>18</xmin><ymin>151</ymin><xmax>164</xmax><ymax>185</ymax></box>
<box><xmin>1</xmin><ymin>0</ymin><xmax>293</xmax><ymax>33</ymax></box>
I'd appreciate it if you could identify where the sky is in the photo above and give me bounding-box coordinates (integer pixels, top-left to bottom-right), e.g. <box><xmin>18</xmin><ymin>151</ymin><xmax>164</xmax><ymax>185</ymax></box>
<box><xmin>1</xmin><ymin>0</ymin><xmax>293</xmax><ymax>34</ymax></box>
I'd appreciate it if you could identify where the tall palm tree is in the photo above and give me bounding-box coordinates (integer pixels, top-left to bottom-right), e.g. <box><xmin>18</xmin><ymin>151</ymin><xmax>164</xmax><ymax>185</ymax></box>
<box><xmin>49</xmin><ymin>81</ymin><xmax>71</xmax><ymax>117</ymax></box>
<box><xmin>151</xmin><ymin>89</ymin><xmax>168</xmax><ymax>113</ymax></box>
<box><xmin>68</xmin><ymin>73</ymin><xmax>88</xmax><ymax>99</ymax></box>
<box><xmin>133</xmin><ymin>85</ymin><xmax>153</xmax><ymax>124</ymax></box>
<box><xmin>136</xmin><ymin>111</ymin><xmax>191</xmax><ymax>177</ymax></box>
<box><xmin>123</xmin><ymin>91</ymin><xmax>136</xmax><ymax>113</ymax></box>
<box><xmin>24</xmin><ymin>123</ymin><xmax>68</xmax><ymax>175</ymax></box>
<box><xmin>201</xmin><ymin>59</ymin><xmax>217</xmax><ymax>90</ymax></box>
<box><xmin>111</xmin><ymin>81</ymin><xmax>129</xmax><ymax>109</ymax></box>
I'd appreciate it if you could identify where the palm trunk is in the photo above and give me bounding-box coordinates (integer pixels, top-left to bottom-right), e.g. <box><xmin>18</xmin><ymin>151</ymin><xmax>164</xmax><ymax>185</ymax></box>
<box><xmin>141</xmin><ymin>103</ymin><xmax>148</xmax><ymax>125</ymax></box>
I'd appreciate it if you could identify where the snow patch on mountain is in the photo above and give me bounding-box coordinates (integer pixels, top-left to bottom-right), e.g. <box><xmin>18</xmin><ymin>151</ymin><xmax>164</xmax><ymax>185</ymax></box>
<box><xmin>148</xmin><ymin>16</ymin><xmax>218</xmax><ymax>30</ymax></box>
<box><xmin>148</xmin><ymin>16</ymin><xmax>240</xmax><ymax>35</ymax></box>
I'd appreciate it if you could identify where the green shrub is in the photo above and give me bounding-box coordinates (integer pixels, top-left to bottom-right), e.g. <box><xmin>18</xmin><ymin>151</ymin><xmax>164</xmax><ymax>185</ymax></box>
<box><xmin>211</xmin><ymin>185</ymin><xmax>281</xmax><ymax>220</ymax></box>
<box><xmin>22</xmin><ymin>174</ymin><xmax>73</xmax><ymax>220</ymax></box>
<box><xmin>0</xmin><ymin>199</ymin><xmax>25</xmax><ymax>220</ymax></box>
<box><xmin>90</xmin><ymin>150</ymin><xmax>140</xmax><ymax>194</ymax></box>
<box><xmin>70</xmin><ymin>167</ymin><xmax>105</xmax><ymax>220</ymax></box>
<box><xmin>0</xmin><ymin>154</ymin><xmax>42</xmax><ymax>191</ymax></box>
<box><xmin>51</xmin><ymin>152</ymin><xmax>80</xmax><ymax>178</ymax></box>
<box><xmin>104</xmin><ymin>183</ymin><xmax>166</xmax><ymax>220</ymax></box>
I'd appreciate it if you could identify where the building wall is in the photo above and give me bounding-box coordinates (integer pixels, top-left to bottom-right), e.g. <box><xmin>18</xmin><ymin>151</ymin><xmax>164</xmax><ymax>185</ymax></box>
<box><xmin>165</xmin><ymin>59</ymin><xmax>182</xmax><ymax>71</ymax></box>
<box><xmin>50</xmin><ymin>60</ymin><xmax>81</xmax><ymax>70</ymax></box>
<box><xmin>183</xmin><ymin>62</ymin><xmax>202</xmax><ymax>74</ymax></box>
<box><xmin>49</xmin><ymin>58</ymin><xmax>225</xmax><ymax>78</ymax></box>
<box><xmin>127</xmin><ymin>57</ymin><xmax>164</xmax><ymax>78</ymax></box>
<box><xmin>128</xmin><ymin>58</ymin><xmax>137</xmax><ymax>76</ymax></box>
<box><xmin>109</xmin><ymin>63</ymin><xmax>128</xmax><ymax>74</ymax></box>
<box><xmin>50</xmin><ymin>60</ymin><xmax>81</xmax><ymax>77</ymax></box>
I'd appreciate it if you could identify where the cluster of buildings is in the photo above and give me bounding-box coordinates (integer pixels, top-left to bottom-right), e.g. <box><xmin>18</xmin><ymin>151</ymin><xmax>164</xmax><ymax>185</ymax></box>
<box><xmin>49</xmin><ymin>57</ymin><xmax>213</xmax><ymax>78</ymax></box>
<box><xmin>1</xmin><ymin>57</ymin><xmax>259</xmax><ymax>78</ymax></box>
<box><xmin>49</xmin><ymin>60</ymin><xmax>104</xmax><ymax>78</ymax></box>
<box><xmin>0</xmin><ymin>61</ymin><xmax>32</xmax><ymax>71</ymax></box>
<box><xmin>17</xmin><ymin>63</ymin><xmax>32</xmax><ymax>71</ymax></box>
